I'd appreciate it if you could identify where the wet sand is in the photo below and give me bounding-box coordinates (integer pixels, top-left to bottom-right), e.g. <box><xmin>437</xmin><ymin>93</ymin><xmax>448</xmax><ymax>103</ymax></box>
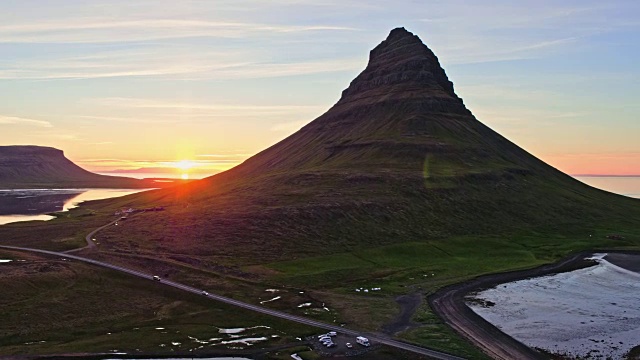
<box><xmin>467</xmin><ymin>252</ymin><xmax>640</xmax><ymax>359</ymax></box>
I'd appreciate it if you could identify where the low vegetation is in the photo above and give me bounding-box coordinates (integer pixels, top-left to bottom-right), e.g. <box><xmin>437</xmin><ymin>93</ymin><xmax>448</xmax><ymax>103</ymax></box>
<box><xmin>0</xmin><ymin>249</ymin><xmax>318</xmax><ymax>356</ymax></box>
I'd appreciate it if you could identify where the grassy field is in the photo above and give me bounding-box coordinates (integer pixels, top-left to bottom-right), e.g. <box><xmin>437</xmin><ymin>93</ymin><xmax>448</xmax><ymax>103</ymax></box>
<box><xmin>0</xmin><ymin>248</ymin><xmax>321</xmax><ymax>356</ymax></box>
<box><xmin>260</xmin><ymin>230</ymin><xmax>640</xmax><ymax>357</ymax></box>
<box><xmin>0</xmin><ymin>247</ymin><xmax>453</xmax><ymax>359</ymax></box>
<box><xmin>1</xmin><ymin>190</ymin><xmax>639</xmax><ymax>358</ymax></box>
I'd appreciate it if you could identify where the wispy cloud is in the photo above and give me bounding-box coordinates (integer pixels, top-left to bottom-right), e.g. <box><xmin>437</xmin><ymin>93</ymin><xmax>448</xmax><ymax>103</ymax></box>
<box><xmin>80</xmin><ymin>98</ymin><xmax>324</xmax><ymax>123</ymax></box>
<box><xmin>34</xmin><ymin>132</ymin><xmax>79</xmax><ymax>141</ymax></box>
<box><xmin>415</xmin><ymin>2</ymin><xmax>637</xmax><ymax>64</ymax></box>
<box><xmin>91</xmin><ymin>97</ymin><xmax>323</xmax><ymax>112</ymax></box>
<box><xmin>76</xmin><ymin>157</ymin><xmax>246</xmax><ymax>173</ymax></box>
<box><xmin>0</xmin><ymin>48</ymin><xmax>362</xmax><ymax>80</ymax></box>
<box><xmin>0</xmin><ymin>19</ymin><xmax>357</xmax><ymax>44</ymax></box>
<box><xmin>0</xmin><ymin>115</ymin><xmax>52</xmax><ymax>127</ymax></box>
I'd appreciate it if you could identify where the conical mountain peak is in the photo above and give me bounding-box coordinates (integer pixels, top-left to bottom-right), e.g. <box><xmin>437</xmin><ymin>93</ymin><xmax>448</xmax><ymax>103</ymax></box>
<box><xmin>108</xmin><ymin>27</ymin><xmax>640</xmax><ymax>271</ymax></box>
<box><xmin>223</xmin><ymin>27</ymin><xmax>476</xmax><ymax>176</ymax></box>
<box><xmin>339</xmin><ymin>27</ymin><xmax>463</xmax><ymax>109</ymax></box>
<box><xmin>369</xmin><ymin>27</ymin><xmax>425</xmax><ymax>61</ymax></box>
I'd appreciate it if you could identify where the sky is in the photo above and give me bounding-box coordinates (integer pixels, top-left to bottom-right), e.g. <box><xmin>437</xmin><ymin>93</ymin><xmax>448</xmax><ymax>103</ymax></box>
<box><xmin>0</xmin><ymin>0</ymin><xmax>638</xmax><ymax>177</ymax></box>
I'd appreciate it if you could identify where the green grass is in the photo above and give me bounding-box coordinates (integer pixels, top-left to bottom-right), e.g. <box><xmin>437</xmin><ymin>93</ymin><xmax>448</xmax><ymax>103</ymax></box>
<box><xmin>401</xmin><ymin>306</ymin><xmax>490</xmax><ymax>359</ymax></box>
<box><xmin>3</xmin><ymin>211</ymin><xmax>640</xmax><ymax>358</ymax></box>
<box><xmin>0</xmin><ymin>253</ymin><xmax>319</xmax><ymax>356</ymax></box>
<box><xmin>267</xmin><ymin>233</ymin><xmax>639</xmax><ymax>293</ymax></box>
<box><xmin>261</xmin><ymin>232</ymin><xmax>640</xmax><ymax>356</ymax></box>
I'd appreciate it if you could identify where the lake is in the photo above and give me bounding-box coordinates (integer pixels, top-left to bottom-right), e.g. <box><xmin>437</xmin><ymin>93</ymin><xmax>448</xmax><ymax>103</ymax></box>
<box><xmin>0</xmin><ymin>188</ymin><xmax>149</xmax><ymax>225</ymax></box>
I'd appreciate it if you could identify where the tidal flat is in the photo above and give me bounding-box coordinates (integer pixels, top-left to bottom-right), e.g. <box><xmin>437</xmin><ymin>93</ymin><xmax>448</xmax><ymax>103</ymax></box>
<box><xmin>467</xmin><ymin>253</ymin><xmax>640</xmax><ymax>359</ymax></box>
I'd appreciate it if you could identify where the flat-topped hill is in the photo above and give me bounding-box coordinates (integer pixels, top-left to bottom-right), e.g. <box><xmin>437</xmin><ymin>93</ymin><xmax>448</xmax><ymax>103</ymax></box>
<box><xmin>0</xmin><ymin>145</ymin><xmax>173</xmax><ymax>189</ymax></box>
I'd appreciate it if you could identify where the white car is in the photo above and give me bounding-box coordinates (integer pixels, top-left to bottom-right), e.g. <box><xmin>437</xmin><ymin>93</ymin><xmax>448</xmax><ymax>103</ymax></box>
<box><xmin>152</xmin><ymin>275</ymin><xmax>161</xmax><ymax>281</ymax></box>
<box><xmin>327</xmin><ymin>331</ymin><xmax>337</xmax><ymax>337</ymax></box>
<box><xmin>201</xmin><ymin>291</ymin><xmax>209</xmax><ymax>296</ymax></box>
<box><xmin>346</xmin><ymin>342</ymin><xmax>353</xmax><ymax>348</ymax></box>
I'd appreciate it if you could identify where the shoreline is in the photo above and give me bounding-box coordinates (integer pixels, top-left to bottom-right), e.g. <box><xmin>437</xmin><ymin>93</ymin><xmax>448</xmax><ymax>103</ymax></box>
<box><xmin>428</xmin><ymin>249</ymin><xmax>640</xmax><ymax>360</ymax></box>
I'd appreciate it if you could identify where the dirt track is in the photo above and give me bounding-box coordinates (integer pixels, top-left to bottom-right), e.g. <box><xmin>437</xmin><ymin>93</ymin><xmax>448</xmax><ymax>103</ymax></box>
<box><xmin>381</xmin><ymin>293</ymin><xmax>423</xmax><ymax>335</ymax></box>
<box><xmin>428</xmin><ymin>251</ymin><xmax>602</xmax><ymax>360</ymax></box>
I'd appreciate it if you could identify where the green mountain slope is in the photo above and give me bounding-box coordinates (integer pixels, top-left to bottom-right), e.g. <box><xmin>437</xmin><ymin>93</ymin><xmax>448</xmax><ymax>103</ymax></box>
<box><xmin>97</xmin><ymin>28</ymin><xmax>639</xmax><ymax>263</ymax></box>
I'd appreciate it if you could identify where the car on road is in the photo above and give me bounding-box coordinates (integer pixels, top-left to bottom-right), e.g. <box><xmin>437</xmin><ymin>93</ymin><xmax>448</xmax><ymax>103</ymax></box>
<box><xmin>152</xmin><ymin>275</ymin><xmax>161</xmax><ymax>281</ymax></box>
<box><xmin>346</xmin><ymin>342</ymin><xmax>353</xmax><ymax>348</ymax></box>
<box><xmin>201</xmin><ymin>291</ymin><xmax>209</xmax><ymax>296</ymax></box>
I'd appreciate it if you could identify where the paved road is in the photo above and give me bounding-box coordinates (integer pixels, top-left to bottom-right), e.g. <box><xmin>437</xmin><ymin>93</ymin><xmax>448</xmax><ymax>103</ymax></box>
<box><xmin>0</xmin><ymin>241</ymin><xmax>465</xmax><ymax>360</ymax></box>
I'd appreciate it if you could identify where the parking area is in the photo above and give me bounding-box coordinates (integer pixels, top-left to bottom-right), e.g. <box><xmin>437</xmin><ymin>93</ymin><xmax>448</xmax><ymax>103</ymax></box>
<box><xmin>308</xmin><ymin>332</ymin><xmax>375</xmax><ymax>357</ymax></box>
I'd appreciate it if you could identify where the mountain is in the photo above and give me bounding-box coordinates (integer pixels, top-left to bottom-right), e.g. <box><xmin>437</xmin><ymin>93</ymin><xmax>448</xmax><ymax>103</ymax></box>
<box><xmin>0</xmin><ymin>145</ymin><xmax>173</xmax><ymax>189</ymax></box>
<box><xmin>105</xmin><ymin>28</ymin><xmax>639</xmax><ymax>262</ymax></box>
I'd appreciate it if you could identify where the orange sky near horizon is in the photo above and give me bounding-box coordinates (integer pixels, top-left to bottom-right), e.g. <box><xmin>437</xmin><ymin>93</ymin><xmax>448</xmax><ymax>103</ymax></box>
<box><xmin>543</xmin><ymin>153</ymin><xmax>640</xmax><ymax>176</ymax></box>
<box><xmin>1</xmin><ymin>2</ymin><xmax>638</xmax><ymax>177</ymax></box>
<box><xmin>73</xmin><ymin>149</ymin><xmax>640</xmax><ymax>179</ymax></box>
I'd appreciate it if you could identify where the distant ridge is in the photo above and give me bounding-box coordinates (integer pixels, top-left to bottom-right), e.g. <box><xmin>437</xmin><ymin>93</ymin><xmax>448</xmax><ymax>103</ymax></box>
<box><xmin>0</xmin><ymin>145</ymin><xmax>176</xmax><ymax>189</ymax></box>
<box><xmin>96</xmin><ymin>28</ymin><xmax>639</xmax><ymax>262</ymax></box>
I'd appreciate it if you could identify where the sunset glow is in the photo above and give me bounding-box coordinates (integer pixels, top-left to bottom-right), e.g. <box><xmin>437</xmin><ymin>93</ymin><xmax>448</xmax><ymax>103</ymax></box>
<box><xmin>172</xmin><ymin>160</ymin><xmax>197</xmax><ymax>171</ymax></box>
<box><xmin>0</xmin><ymin>1</ymin><xmax>638</xmax><ymax>176</ymax></box>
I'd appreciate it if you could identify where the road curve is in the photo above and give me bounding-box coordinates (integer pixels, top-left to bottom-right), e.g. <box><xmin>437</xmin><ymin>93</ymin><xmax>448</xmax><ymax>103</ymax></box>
<box><xmin>64</xmin><ymin>219</ymin><xmax>118</xmax><ymax>253</ymax></box>
<box><xmin>429</xmin><ymin>252</ymin><xmax>596</xmax><ymax>360</ymax></box>
<box><xmin>0</xmin><ymin>243</ymin><xmax>464</xmax><ymax>360</ymax></box>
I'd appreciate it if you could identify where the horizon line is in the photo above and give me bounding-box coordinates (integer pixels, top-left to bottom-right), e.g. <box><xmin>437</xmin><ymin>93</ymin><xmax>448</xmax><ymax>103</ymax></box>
<box><xmin>572</xmin><ymin>174</ymin><xmax>640</xmax><ymax>178</ymax></box>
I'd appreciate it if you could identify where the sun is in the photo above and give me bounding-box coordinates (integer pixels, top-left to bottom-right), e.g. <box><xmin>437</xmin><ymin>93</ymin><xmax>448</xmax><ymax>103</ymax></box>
<box><xmin>168</xmin><ymin>160</ymin><xmax>196</xmax><ymax>180</ymax></box>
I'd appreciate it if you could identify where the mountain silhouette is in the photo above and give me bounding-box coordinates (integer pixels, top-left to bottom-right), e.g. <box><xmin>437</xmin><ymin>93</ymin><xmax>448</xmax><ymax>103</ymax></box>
<box><xmin>113</xmin><ymin>28</ymin><xmax>639</xmax><ymax>261</ymax></box>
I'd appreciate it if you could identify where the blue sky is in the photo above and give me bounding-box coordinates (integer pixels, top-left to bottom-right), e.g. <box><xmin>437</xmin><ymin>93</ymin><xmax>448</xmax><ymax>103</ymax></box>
<box><xmin>0</xmin><ymin>0</ymin><xmax>638</xmax><ymax>175</ymax></box>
